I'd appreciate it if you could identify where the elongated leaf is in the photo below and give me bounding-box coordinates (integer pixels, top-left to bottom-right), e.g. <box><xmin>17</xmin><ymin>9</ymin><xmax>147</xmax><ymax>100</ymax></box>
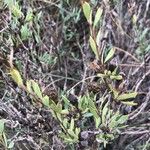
<box><xmin>68</xmin><ymin>129</ymin><xmax>78</xmax><ymax>139</ymax></box>
<box><xmin>109</xmin><ymin>111</ymin><xmax>120</xmax><ymax>129</ymax></box>
<box><xmin>63</xmin><ymin>136</ymin><xmax>75</xmax><ymax>143</ymax></box>
<box><xmin>42</xmin><ymin>95</ymin><xmax>49</xmax><ymax>107</ymax></box>
<box><xmin>102</xmin><ymin>102</ymin><xmax>109</xmax><ymax>125</ymax></box>
<box><xmin>69</xmin><ymin>118</ymin><xmax>74</xmax><ymax>131</ymax></box>
<box><xmin>117</xmin><ymin>92</ymin><xmax>137</xmax><ymax>101</ymax></box>
<box><xmin>95</xmin><ymin>117</ymin><xmax>101</xmax><ymax>128</ymax></box>
<box><xmin>88</xmin><ymin>96</ymin><xmax>101</xmax><ymax>128</ymax></box>
<box><xmin>8</xmin><ymin>141</ymin><xmax>15</xmax><ymax>149</ymax></box>
<box><xmin>110</xmin><ymin>75</ymin><xmax>123</xmax><ymax>80</ymax></box>
<box><xmin>11</xmin><ymin>4</ymin><xmax>23</xmax><ymax>18</ymax></box>
<box><xmin>82</xmin><ymin>2</ymin><xmax>91</xmax><ymax>21</ymax></box>
<box><xmin>132</xmin><ymin>14</ymin><xmax>137</xmax><ymax>24</ymax></box>
<box><xmin>116</xmin><ymin>115</ymin><xmax>128</xmax><ymax>125</ymax></box>
<box><xmin>89</xmin><ymin>36</ymin><xmax>99</xmax><ymax>60</ymax></box>
<box><xmin>140</xmin><ymin>28</ymin><xmax>149</xmax><ymax>41</ymax></box>
<box><xmin>75</xmin><ymin>128</ymin><xmax>80</xmax><ymax>136</ymax></box>
<box><xmin>88</xmin><ymin>97</ymin><xmax>98</xmax><ymax>118</ymax></box>
<box><xmin>108</xmin><ymin>84</ymin><xmax>119</xmax><ymax>99</ymax></box>
<box><xmin>56</xmin><ymin>113</ymin><xmax>62</xmax><ymax>122</ymax></box>
<box><xmin>104</xmin><ymin>47</ymin><xmax>115</xmax><ymax>63</ymax></box>
<box><xmin>96</xmin><ymin>29</ymin><xmax>101</xmax><ymax>46</ymax></box>
<box><xmin>4</xmin><ymin>0</ymin><xmax>13</xmax><ymax>6</ymax></box>
<box><xmin>89</xmin><ymin>10</ymin><xmax>93</xmax><ymax>25</ymax></box>
<box><xmin>25</xmin><ymin>8</ymin><xmax>33</xmax><ymax>22</ymax></box>
<box><xmin>21</xmin><ymin>24</ymin><xmax>31</xmax><ymax>40</ymax></box>
<box><xmin>94</xmin><ymin>7</ymin><xmax>103</xmax><ymax>27</ymax></box>
<box><xmin>31</xmin><ymin>80</ymin><xmax>43</xmax><ymax>99</ymax></box>
<box><xmin>78</xmin><ymin>95</ymin><xmax>89</xmax><ymax>111</ymax></box>
<box><xmin>61</xmin><ymin>109</ymin><xmax>69</xmax><ymax>115</ymax></box>
<box><xmin>50</xmin><ymin>102</ymin><xmax>62</xmax><ymax>114</ymax></box>
<box><xmin>63</xmin><ymin>118</ymin><xmax>68</xmax><ymax>128</ymax></box>
<box><xmin>3</xmin><ymin>132</ymin><xmax>7</xmax><ymax>147</ymax></box>
<box><xmin>83</xmin><ymin>112</ymin><xmax>93</xmax><ymax>118</ymax></box>
<box><xmin>56</xmin><ymin>103</ymin><xmax>62</xmax><ymax>112</ymax></box>
<box><xmin>121</xmin><ymin>101</ymin><xmax>137</xmax><ymax>106</ymax></box>
<box><xmin>26</xmin><ymin>80</ymin><xmax>32</xmax><ymax>93</ymax></box>
<box><xmin>10</xmin><ymin>68</ymin><xmax>23</xmax><ymax>87</ymax></box>
<box><xmin>62</xmin><ymin>95</ymin><xmax>70</xmax><ymax>106</ymax></box>
<box><xmin>0</xmin><ymin>119</ymin><xmax>5</xmax><ymax>135</ymax></box>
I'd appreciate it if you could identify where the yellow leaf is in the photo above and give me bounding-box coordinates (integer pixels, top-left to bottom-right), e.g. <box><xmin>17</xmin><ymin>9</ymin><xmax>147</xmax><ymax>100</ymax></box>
<box><xmin>10</xmin><ymin>68</ymin><xmax>23</xmax><ymax>87</ymax></box>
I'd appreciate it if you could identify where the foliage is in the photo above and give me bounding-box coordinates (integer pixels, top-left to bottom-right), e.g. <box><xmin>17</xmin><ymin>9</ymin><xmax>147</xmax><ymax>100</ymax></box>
<box><xmin>0</xmin><ymin>0</ymin><xmax>149</xmax><ymax>149</ymax></box>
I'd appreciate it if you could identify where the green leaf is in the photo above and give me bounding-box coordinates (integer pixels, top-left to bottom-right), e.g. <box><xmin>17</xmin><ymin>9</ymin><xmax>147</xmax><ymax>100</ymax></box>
<box><xmin>97</xmin><ymin>73</ymin><xmax>106</xmax><ymax>78</ymax></box>
<box><xmin>88</xmin><ymin>97</ymin><xmax>98</xmax><ymax>118</ymax></box>
<box><xmin>25</xmin><ymin>8</ymin><xmax>33</xmax><ymax>22</ymax></box>
<box><xmin>96</xmin><ymin>134</ymin><xmax>108</xmax><ymax>146</ymax></box>
<box><xmin>59</xmin><ymin>132</ymin><xmax>75</xmax><ymax>143</ymax></box>
<box><xmin>68</xmin><ymin>129</ymin><xmax>78</xmax><ymax>139</ymax></box>
<box><xmin>78</xmin><ymin>95</ymin><xmax>89</xmax><ymax>111</ymax></box>
<box><xmin>62</xmin><ymin>95</ymin><xmax>70</xmax><ymax>106</ymax></box>
<box><xmin>102</xmin><ymin>102</ymin><xmax>109</xmax><ymax>125</ymax></box>
<box><xmin>8</xmin><ymin>141</ymin><xmax>14</xmax><ymax>149</ymax></box>
<box><xmin>108</xmin><ymin>84</ymin><xmax>119</xmax><ymax>99</ymax></box>
<box><xmin>95</xmin><ymin>117</ymin><xmax>101</xmax><ymax>128</ymax></box>
<box><xmin>56</xmin><ymin>113</ymin><xmax>62</xmax><ymax>122</ymax></box>
<box><xmin>50</xmin><ymin>102</ymin><xmax>62</xmax><ymax>114</ymax></box>
<box><xmin>10</xmin><ymin>68</ymin><xmax>23</xmax><ymax>87</ymax></box>
<box><xmin>83</xmin><ymin>112</ymin><xmax>93</xmax><ymax>118</ymax></box>
<box><xmin>75</xmin><ymin>128</ymin><xmax>80</xmax><ymax>136</ymax></box>
<box><xmin>140</xmin><ymin>28</ymin><xmax>149</xmax><ymax>41</ymax></box>
<box><xmin>109</xmin><ymin>111</ymin><xmax>120</xmax><ymax>129</ymax></box>
<box><xmin>104</xmin><ymin>47</ymin><xmax>115</xmax><ymax>63</ymax></box>
<box><xmin>96</xmin><ymin>29</ymin><xmax>101</xmax><ymax>46</ymax></box>
<box><xmin>4</xmin><ymin>0</ymin><xmax>13</xmax><ymax>6</ymax></box>
<box><xmin>31</xmin><ymin>80</ymin><xmax>43</xmax><ymax>99</ymax></box>
<box><xmin>26</xmin><ymin>80</ymin><xmax>32</xmax><ymax>93</ymax></box>
<box><xmin>132</xmin><ymin>14</ymin><xmax>137</xmax><ymax>24</ymax></box>
<box><xmin>69</xmin><ymin>118</ymin><xmax>75</xmax><ymax>131</ymax></box>
<box><xmin>63</xmin><ymin>118</ymin><xmax>68</xmax><ymax>128</ymax></box>
<box><xmin>88</xmin><ymin>96</ymin><xmax>101</xmax><ymax>127</ymax></box>
<box><xmin>82</xmin><ymin>2</ymin><xmax>91</xmax><ymax>22</ymax></box>
<box><xmin>110</xmin><ymin>75</ymin><xmax>123</xmax><ymax>80</ymax></box>
<box><xmin>21</xmin><ymin>24</ymin><xmax>31</xmax><ymax>40</ymax></box>
<box><xmin>94</xmin><ymin>7</ymin><xmax>103</xmax><ymax>27</ymax></box>
<box><xmin>109</xmin><ymin>112</ymin><xmax>128</xmax><ymax>130</ymax></box>
<box><xmin>111</xmin><ymin>67</ymin><xmax>118</xmax><ymax>75</ymax></box>
<box><xmin>116</xmin><ymin>115</ymin><xmax>128</xmax><ymax>125</ymax></box>
<box><xmin>56</xmin><ymin>103</ymin><xmax>62</xmax><ymax>112</ymax></box>
<box><xmin>3</xmin><ymin>132</ymin><xmax>7</xmax><ymax>147</ymax></box>
<box><xmin>63</xmin><ymin>137</ymin><xmax>75</xmax><ymax>143</ymax></box>
<box><xmin>42</xmin><ymin>95</ymin><xmax>49</xmax><ymax>107</ymax></box>
<box><xmin>61</xmin><ymin>109</ymin><xmax>69</xmax><ymax>115</ymax></box>
<box><xmin>105</xmin><ymin>133</ymin><xmax>115</xmax><ymax>140</ymax></box>
<box><xmin>50</xmin><ymin>102</ymin><xmax>57</xmax><ymax>111</ymax></box>
<box><xmin>121</xmin><ymin>101</ymin><xmax>137</xmax><ymax>106</ymax></box>
<box><xmin>117</xmin><ymin>92</ymin><xmax>138</xmax><ymax>101</ymax></box>
<box><xmin>0</xmin><ymin>119</ymin><xmax>5</xmax><ymax>135</ymax></box>
<box><xmin>89</xmin><ymin>36</ymin><xmax>99</xmax><ymax>60</ymax></box>
<box><xmin>89</xmin><ymin>10</ymin><xmax>93</xmax><ymax>25</ymax></box>
<box><xmin>11</xmin><ymin>3</ymin><xmax>23</xmax><ymax>18</ymax></box>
